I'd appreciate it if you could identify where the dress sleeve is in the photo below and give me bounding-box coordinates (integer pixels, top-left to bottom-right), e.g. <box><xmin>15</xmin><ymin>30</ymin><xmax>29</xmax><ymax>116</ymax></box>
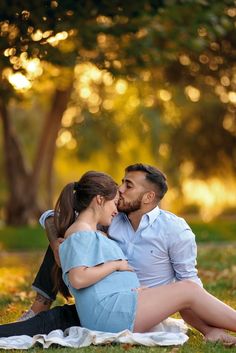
<box><xmin>59</xmin><ymin>232</ymin><xmax>126</xmax><ymax>275</ymax></box>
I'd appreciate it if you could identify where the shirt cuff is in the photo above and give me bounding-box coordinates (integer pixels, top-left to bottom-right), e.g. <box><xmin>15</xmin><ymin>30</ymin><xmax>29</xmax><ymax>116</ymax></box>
<box><xmin>39</xmin><ymin>210</ymin><xmax>54</xmax><ymax>228</ymax></box>
<box><xmin>176</xmin><ymin>276</ymin><xmax>203</xmax><ymax>287</ymax></box>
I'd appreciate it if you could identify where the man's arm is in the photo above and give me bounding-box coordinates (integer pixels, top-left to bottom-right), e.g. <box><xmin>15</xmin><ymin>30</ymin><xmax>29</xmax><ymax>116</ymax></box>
<box><xmin>39</xmin><ymin>211</ymin><xmax>64</xmax><ymax>266</ymax></box>
<box><xmin>169</xmin><ymin>227</ymin><xmax>202</xmax><ymax>286</ymax></box>
<box><xmin>45</xmin><ymin>216</ymin><xmax>58</xmax><ymax>244</ymax></box>
<box><xmin>169</xmin><ymin>226</ymin><xmax>222</xmax><ymax>337</ymax></box>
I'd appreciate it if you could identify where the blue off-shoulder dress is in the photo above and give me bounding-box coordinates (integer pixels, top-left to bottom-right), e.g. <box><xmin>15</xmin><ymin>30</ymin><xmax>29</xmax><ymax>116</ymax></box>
<box><xmin>59</xmin><ymin>231</ymin><xmax>139</xmax><ymax>333</ymax></box>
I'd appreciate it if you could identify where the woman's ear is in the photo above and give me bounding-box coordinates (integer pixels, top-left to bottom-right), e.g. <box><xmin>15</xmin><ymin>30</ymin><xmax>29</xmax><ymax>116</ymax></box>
<box><xmin>96</xmin><ymin>195</ymin><xmax>104</xmax><ymax>206</ymax></box>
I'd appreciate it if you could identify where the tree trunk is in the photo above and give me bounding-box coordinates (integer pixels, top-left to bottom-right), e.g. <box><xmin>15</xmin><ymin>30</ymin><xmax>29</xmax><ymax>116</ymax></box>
<box><xmin>0</xmin><ymin>98</ymin><xmax>39</xmax><ymax>225</ymax></box>
<box><xmin>31</xmin><ymin>86</ymin><xmax>73</xmax><ymax>191</ymax></box>
<box><xmin>0</xmin><ymin>85</ymin><xmax>72</xmax><ymax>225</ymax></box>
<box><xmin>31</xmin><ymin>86</ymin><xmax>73</xmax><ymax>207</ymax></box>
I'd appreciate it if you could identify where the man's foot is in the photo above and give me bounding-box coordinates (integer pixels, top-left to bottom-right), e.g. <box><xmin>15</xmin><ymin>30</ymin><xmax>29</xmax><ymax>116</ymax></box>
<box><xmin>31</xmin><ymin>293</ymin><xmax>53</xmax><ymax>313</ymax></box>
<box><xmin>18</xmin><ymin>309</ymin><xmax>36</xmax><ymax>322</ymax></box>
<box><xmin>205</xmin><ymin>328</ymin><xmax>236</xmax><ymax>346</ymax></box>
<box><xmin>18</xmin><ymin>293</ymin><xmax>52</xmax><ymax>321</ymax></box>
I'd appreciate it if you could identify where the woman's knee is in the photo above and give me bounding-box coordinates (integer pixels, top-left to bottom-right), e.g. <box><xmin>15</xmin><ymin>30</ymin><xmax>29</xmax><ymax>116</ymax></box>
<box><xmin>179</xmin><ymin>279</ymin><xmax>201</xmax><ymax>291</ymax></box>
<box><xmin>177</xmin><ymin>280</ymin><xmax>202</xmax><ymax>306</ymax></box>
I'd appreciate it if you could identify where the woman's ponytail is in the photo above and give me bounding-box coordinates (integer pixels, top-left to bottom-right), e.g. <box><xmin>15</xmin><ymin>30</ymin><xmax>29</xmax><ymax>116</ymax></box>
<box><xmin>52</xmin><ymin>182</ymin><xmax>76</xmax><ymax>299</ymax></box>
<box><xmin>54</xmin><ymin>182</ymin><xmax>76</xmax><ymax>236</ymax></box>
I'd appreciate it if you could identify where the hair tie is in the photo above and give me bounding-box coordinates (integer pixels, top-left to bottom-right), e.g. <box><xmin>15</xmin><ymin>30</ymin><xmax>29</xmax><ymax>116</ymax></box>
<box><xmin>74</xmin><ymin>181</ymin><xmax>80</xmax><ymax>192</ymax></box>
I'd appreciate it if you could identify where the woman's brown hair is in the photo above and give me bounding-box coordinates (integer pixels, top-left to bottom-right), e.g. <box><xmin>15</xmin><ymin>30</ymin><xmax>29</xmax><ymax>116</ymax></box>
<box><xmin>52</xmin><ymin>171</ymin><xmax>118</xmax><ymax>299</ymax></box>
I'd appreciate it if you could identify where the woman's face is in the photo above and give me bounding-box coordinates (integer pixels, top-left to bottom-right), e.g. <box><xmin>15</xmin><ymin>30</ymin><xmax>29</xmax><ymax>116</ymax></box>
<box><xmin>100</xmin><ymin>192</ymin><xmax>119</xmax><ymax>226</ymax></box>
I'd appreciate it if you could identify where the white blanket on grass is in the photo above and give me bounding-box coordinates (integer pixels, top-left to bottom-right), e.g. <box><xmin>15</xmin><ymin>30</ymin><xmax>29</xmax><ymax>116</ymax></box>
<box><xmin>0</xmin><ymin>318</ymin><xmax>188</xmax><ymax>349</ymax></box>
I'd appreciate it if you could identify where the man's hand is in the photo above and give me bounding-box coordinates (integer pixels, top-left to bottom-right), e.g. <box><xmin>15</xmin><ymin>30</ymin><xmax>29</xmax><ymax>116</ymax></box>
<box><xmin>51</xmin><ymin>237</ymin><xmax>64</xmax><ymax>267</ymax></box>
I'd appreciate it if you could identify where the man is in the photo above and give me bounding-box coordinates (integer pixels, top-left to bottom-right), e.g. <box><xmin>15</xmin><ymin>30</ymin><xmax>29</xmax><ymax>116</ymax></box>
<box><xmin>0</xmin><ymin>164</ymin><xmax>229</xmax><ymax>341</ymax></box>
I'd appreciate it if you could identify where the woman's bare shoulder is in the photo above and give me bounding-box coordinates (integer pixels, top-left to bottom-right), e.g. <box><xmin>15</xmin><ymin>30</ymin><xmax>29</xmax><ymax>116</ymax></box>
<box><xmin>65</xmin><ymin>222</ymin><xmax>93</xmax><ymax>238</ymax></box>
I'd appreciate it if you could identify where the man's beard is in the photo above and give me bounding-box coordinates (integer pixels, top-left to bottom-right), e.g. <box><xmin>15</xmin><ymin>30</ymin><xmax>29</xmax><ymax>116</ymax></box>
<box><xmin>118</xmin><ymin>194</ymin><xmax>143</xmax><ymax>214</ymax></box>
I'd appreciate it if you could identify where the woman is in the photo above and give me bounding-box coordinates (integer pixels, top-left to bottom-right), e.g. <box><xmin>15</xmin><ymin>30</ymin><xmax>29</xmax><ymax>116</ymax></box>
<box><xmin>0</xmin><ymin>170</ymin><xmax>236</xmax><ymax>343</ymax></box>
<box><xmin>55</xmin><ymin>171</ymin><xmax>236</xmax><ymax>337</ymax></box>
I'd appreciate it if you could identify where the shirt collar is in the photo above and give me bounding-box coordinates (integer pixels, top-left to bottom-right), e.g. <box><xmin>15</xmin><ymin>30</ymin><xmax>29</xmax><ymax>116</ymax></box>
<box><xmin>144</xmin><ymin>205</ymin><xmax>160</xmax><ymax>225</ymax></box>
<box><xmin>120</xmin><ymin>205</ymin><xmax>160</xmax><ymax>226</ymax></box>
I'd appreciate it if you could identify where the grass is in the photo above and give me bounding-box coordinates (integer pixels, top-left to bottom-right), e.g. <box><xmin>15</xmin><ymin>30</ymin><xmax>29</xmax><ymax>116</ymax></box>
<box><xmin>0</xmin><ymin>219</ymin><xmax>236</xmax><ymax>251</ymax></box>
<box><xmin>0</xmin><ymin>221</ymin><xmax>236</xmax><ymax>352</ymax></box>
<box><xmin>190</xmin><ymin>219</ymin><xmax>236</xmax><ymax>243</ymax></box>
<box><xmin>0</xmin><ymin>225</ymin><xmax>47</xmax><ymax>251</ymax></box>
<box><xmin>1</xmin><ymin>246</ymin><xmax>235</xmax><ymax>353</ymax></box>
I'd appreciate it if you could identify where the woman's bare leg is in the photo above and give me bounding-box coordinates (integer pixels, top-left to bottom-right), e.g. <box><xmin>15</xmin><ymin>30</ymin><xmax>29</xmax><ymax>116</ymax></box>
<box><xmin>179</xmin><ymin>308</ymin><xmax>235</xmax><ymax>343</ymax></box>
<box><xmin>133</xmin><ymin>280</ymin><xmax>236</xmax><ymax>339</ymax></box>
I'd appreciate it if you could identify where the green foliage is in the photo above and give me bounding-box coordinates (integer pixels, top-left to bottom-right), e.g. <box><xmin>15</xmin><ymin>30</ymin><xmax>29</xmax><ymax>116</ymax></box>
<box><xmin>167</xmin><ymin>100</ymin><xmax>235</xmax><ymax>178</ymax></box>
<box><xmin>0</xmin><ymin>0</ymin><xmax>165</xmax><ymax>73</ymax></box>
<box><xmin>0</xmin><ymin>0</ymin><xmax>236</xmax><ymax>223</ymax></box>
<box><xmin>1</xmin><ymin>1</ymin><xmax>235</xmax><ymax>74</ymax></box>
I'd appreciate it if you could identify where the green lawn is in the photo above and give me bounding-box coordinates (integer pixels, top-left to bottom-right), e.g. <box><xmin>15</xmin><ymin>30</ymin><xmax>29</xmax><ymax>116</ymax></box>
<box><xmin>0</xmin><ymin>225</ymin><xmax>47</xmax><ymax>250</ymax></box>
<box><xmin>0</xmin><ymin>219</ymin><xmax>236</xmax><ymax>251</ymax></box>
<box><xmin>0</xmin><ymin>222</ymin><xmax>236</xmax><ymax>352</ymax></box>
<box><xmin>190</xmin><ymin>220</ymin><xmax>236</xmax><ymax>243</ymax></box>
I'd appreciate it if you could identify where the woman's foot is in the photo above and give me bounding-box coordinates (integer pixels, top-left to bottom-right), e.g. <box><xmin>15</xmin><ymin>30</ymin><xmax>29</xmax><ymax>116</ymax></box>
<box><xmin>205</xmin><ymin>328</ymin><xmax>236</xmax><ymax>345</ymax></box>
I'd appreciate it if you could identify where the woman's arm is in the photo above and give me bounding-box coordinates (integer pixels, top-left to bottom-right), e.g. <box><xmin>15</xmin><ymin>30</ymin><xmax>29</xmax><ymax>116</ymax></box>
<box><xmin>69</xmin><ymin>260</ymin><xmax>132</xmax><ymax>289</ymax></box>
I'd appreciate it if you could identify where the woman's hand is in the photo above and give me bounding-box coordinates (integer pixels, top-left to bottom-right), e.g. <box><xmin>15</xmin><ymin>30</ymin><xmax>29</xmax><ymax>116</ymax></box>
<box><xmin>131</xmin><ymin>286</ymin><xmax>148</xmax><ymax>292</ymax></box>
<box><xmin>115</xmin><ymin>260</ymin><xmax>134</xmax><ymax>272</ymax></box>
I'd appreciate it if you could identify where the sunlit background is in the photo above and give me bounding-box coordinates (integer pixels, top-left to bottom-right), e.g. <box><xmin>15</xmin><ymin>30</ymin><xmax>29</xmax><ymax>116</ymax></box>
<box><xmin>0</xmin><ymin>1</ymin><xmax>236</xmax><ymax>225</ymax></box>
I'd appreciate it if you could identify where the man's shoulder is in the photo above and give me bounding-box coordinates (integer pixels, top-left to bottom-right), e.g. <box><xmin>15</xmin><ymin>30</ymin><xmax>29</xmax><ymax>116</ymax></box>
<box><xmin>159</xmin><ymin>209</ymin><xmax>187</xmax><ymax>223</ymax></box>
<box><xmin>156</xmin><ymin>210</ymin><xmax>196</xmax><ymax>247</ymax></box>
<box><xmin>158</xmin><ymin>209</ymin><xmax>191</xmax><ymax>233</ymax></box>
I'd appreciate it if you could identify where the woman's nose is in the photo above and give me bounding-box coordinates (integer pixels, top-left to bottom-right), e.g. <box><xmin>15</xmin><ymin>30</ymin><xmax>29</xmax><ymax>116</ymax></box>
<box><xmin>118</xmin><ymin>184</ymin><xmax>125</xmax><ymax>193</ymax></box>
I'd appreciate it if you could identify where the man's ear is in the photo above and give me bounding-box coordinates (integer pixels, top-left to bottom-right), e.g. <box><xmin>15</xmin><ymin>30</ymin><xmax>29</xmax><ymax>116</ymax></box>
<box><xmin>143</xmin><ymin>191</ymin><xmax>156</xmax><ymax>204</ymax></box>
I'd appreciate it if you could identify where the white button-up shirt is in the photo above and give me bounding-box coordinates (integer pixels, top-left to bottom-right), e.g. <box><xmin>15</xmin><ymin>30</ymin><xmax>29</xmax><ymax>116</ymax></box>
<box><xmin>108</xmin><ymin>206</ymin><xmax>202</xmax><ymax>287</ymax></box>
<box><xmin>40</xmin><ymin>206</ymin><xmax>202</xmax><ymax>288</ymax></box>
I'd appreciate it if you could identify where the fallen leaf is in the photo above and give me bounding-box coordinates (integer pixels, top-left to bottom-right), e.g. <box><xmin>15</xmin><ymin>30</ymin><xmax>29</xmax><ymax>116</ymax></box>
<box><xmin>121</xmin><ymin>343</ymin><xmax>134</xmax><ymax>350</ymax></box>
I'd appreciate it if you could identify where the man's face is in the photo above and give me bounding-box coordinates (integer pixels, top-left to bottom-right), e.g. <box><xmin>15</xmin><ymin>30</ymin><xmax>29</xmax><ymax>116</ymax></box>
<box><xmin>118</xmin><ymin>171</ymin><xmax>150</xmax><ymax>214</ymax></box>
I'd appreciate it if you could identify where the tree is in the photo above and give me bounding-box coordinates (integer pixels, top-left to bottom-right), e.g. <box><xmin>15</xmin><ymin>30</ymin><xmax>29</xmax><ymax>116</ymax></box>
<box><xmin>0</xmin><ymin>0</ymin><xmax>235</xmax><ymax>224</ymax></box>
<box><xmin>0</xmin><ymin>0</ymin><xmax>165</xmax><ymax>224</ymax></box>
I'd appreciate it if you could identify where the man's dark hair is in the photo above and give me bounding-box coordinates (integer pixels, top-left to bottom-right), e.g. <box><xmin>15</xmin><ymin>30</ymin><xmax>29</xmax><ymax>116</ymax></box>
<box><xmin>125</xmin><ymin>163</ymin><xmax>168</xmax><ymax>200</ymax></box>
